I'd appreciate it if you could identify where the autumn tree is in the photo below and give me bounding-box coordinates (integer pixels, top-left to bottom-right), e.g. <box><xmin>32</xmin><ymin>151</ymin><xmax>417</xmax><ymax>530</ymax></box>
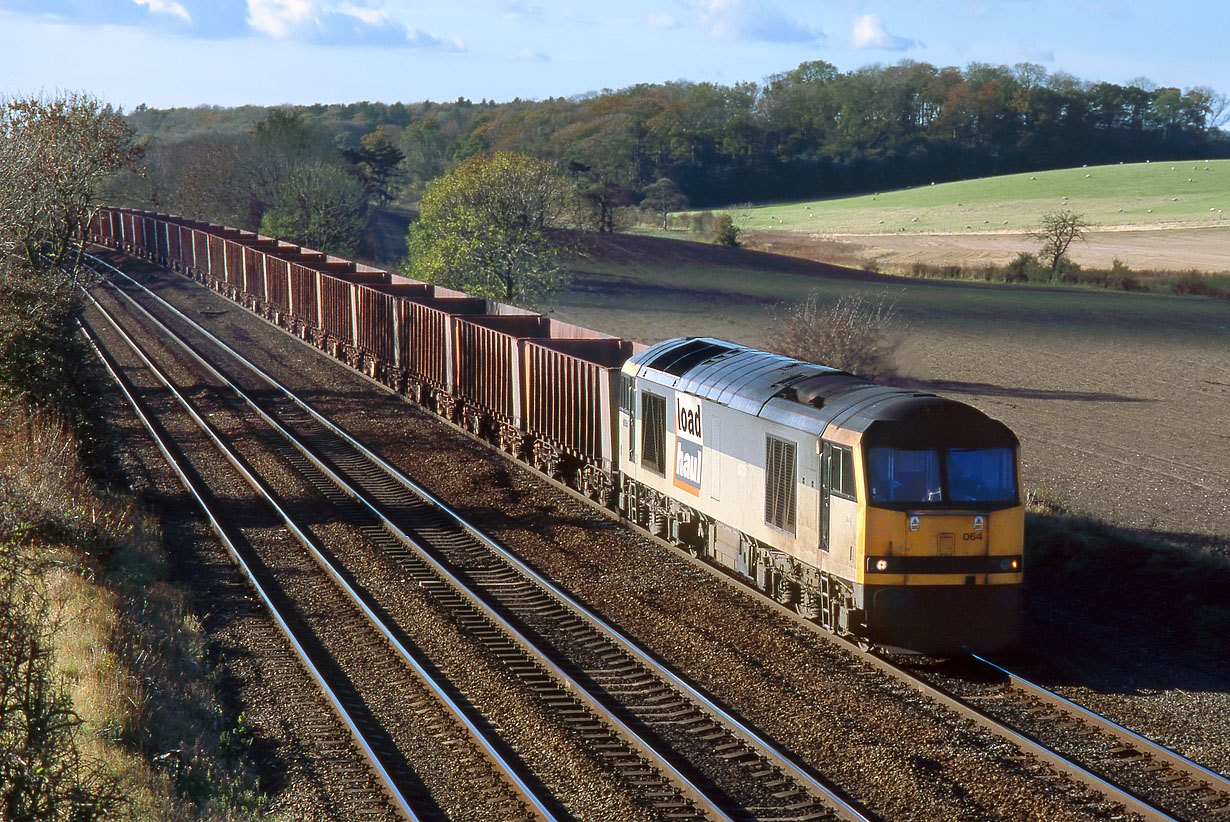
<box><xmin>1031</xmin><ymin>209</ymin><xmax>1091</xmax><ymax>272</ymax></box>
<box><xmin>0</xmin><ymin>93</ymin><xmax>138</xmax><ymax>411</ymax></box>
<box><xmin>0</xmin><ymin>93</ymin><xmax>139</xmax><ymax>274</ymax></box>
<box><xmin>403</xmin><ymin>152</ymin><xmax>575</xmax><ymax>304</ymax></box>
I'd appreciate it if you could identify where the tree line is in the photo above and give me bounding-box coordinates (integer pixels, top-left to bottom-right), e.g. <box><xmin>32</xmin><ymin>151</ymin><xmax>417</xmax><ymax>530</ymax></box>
<box><xmin>122</xmin><ymin>58</ymin><xmax>1229</xmax><ymax>229</ymax></box>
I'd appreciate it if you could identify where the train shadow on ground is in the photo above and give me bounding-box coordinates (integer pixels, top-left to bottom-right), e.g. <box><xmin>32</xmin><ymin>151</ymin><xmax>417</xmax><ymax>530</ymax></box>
<box><xmin>892</xmin><ymin>376</ymin><xmax>1153</xmax><ymax>404</ymax></box>
<box><xmin>995</xmin><ymin>512</ymin><xmax>1230</xmax><ymax>695</ymax></box>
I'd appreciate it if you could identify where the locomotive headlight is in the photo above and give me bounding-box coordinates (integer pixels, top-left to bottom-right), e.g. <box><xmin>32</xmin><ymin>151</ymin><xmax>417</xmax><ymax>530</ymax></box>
<box><xmin>997</xmin><ymin>557</ymin><xmax>1021</xmax><ymax>572</ymax></box>
<box><xmin>875</xmin><ymin>559</ymin><xmax>889</xmax><ymax>572</ymax></box>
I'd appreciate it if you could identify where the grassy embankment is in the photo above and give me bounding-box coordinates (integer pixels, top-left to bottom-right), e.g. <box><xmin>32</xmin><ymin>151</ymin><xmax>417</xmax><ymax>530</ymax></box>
<box><xmin>0</xmin><ymin>374</ymin><xmax>265</xmax><ymax>815</ymax></box>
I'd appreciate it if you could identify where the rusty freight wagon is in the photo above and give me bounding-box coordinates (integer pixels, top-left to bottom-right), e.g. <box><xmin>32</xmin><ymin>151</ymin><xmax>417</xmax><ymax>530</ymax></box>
<box><xmin>522</xmin><ymin>334</ymin><xmax>643</xmax><ymax>501</ymax></box>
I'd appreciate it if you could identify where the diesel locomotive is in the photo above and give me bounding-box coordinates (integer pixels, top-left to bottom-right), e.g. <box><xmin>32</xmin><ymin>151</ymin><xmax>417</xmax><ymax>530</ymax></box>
<box><xmin>86</xmin><ymin>207</ymin><xmax>1023</xmax><ymax>654</ymax></box>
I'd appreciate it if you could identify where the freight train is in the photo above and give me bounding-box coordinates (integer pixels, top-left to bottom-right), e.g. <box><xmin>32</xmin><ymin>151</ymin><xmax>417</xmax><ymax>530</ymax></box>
<box><xmin>86</xmin><ymin>207</ymin><xmax>1024</xmax><ymax>655</ymax></box>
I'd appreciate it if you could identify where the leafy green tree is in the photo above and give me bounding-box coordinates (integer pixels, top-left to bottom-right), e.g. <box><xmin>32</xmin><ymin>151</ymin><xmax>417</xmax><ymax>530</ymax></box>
<box><xmin>404</xmin><ymin>152</ymin><xmax>574</xmax><ymax>304</ymax></box>
<box><xmin>640</xmin><ymin>177</ymin><xmax>688</xmax><ymax>229</ymax></box>
<box><xmin>258</xmin><ymin>161</ymin><xmax>368</xmax><ymax>256</ymax></box>
<box><xmin>1031</xmin><ymin>209</ymin><xmax>1090</xmax><ymax>272</ymax></box>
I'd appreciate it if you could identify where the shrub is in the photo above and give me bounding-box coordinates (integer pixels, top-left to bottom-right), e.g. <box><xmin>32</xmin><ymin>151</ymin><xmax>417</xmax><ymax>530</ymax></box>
<box><xmin>766</xmin><ymin>290</ymin><xmax>905</xmax><ymax>379</ymax></box>
<box><xmin>1003</xmin><ymin>252</ymin><xmax>1038</xmax><ymax>283</ymax></box>
<box><xmin>0</xmin><ymin>546</ymin><xmax>126</xmax><ymax>821</ymax></box>
<box><xmin>712</xmin><ymin>214</ymin><xmax>740</xmax><ymax>247</ymax></box>
<box><xmin>689</xmin><ymin>211</ymin><xmax>716</xmax><ymax>235</ymax></box>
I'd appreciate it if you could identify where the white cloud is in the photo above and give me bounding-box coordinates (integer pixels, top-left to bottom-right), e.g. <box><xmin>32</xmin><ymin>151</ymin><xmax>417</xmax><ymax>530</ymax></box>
<box><xmin>133</xmin><ymin>0</ymin><xmax>191</xmax><ymax>24</ymax></box>
<box><xmin>850</xmin><ymin>14</ymin><xmax>918</xmax><ymax>51</ymax></box>
<box><xmin>1082</xmin><ymin>0</ymin><xmax>1132</xmax><ymax>19</ymax></box>
<box><xmin>648</xmin><ymin>12</ymin><xmax>678</xmax><ymax>29</ymax></box>
<box><xmin>1019</xmin><ymin>42</ymin><xmax>1055</xmax><ymax>63</ymax></box>
<box><xmin>518</xmin><ymin>48</ymin><xmax>550</xmax><ymax>62</ymax></box>
<box><xmin>681</xmin><ymin>0</ymin><xmax>822</xmax><ymax>44</ymax></box>
<box><xmin>247</xmin><ymin>0</ymin><xmax>315</xmax><ymax>39</ymax></box>
<box><xmin>243</xmin><ymin>0</ymin><xmax>461</xmax><ymax>47</ymax></box>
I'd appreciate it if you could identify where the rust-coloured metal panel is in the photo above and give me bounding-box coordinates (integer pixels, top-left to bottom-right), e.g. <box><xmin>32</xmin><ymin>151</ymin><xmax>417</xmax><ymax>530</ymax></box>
<box><xmin>193</xmin><ymin>230</ymin><xmax>210</xmax><ymax>276</ymax></box>
<box><xmin>320</xmin><ymin>273</ymin><xmax>352</xmax><ymax>343</ymax></box>
<box><xmin>288</xmin><ymin>263</ymin><xmax>319</xmax><ymax>326</ymax></box>
<box><xmin>522</xmin><ymin>338</ymin><xmax>637</xmax><ymax>467</ymax></box>
<box><xmin>264</xmin><ymin>256</ymin><xmax>289</xmax><ymax>312</ymax></box>
<box><xmin>452</xmin><ymin>315</ymin><xmax>551</xmax><ymax>425</ymax></box>
<box><xmin>227</xmin><ymin>238</ymin><xmax>250</xmax><ymax>287</ymax></box>
<box><xmin>354</xmin><ymin>284</ymin><xmax>395</xmax><ymax>363</ymax></box>
<box><xmin>399</xmin><ymin>296</ymin><xmax>485</xmax><ymax>391</ymax></box>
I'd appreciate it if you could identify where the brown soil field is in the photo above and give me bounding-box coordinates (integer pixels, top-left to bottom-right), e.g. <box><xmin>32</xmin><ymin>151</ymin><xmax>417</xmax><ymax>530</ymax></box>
<box><xmin>746</xmin><ymin>225</ymin><xmax>1230</xmax><ymax>274</ymax></box>
<box><xmin>550</xmin><ymin>233</ymin><xmax>1230</xmax><ymax>550</ymax></box>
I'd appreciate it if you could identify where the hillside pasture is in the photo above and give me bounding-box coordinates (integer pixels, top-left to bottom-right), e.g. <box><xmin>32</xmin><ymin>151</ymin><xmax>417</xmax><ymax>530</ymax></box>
<box><xmin>737</xmin><ymin>160</ymin><xmax>1230</xmax><ymax>234</ymax></box>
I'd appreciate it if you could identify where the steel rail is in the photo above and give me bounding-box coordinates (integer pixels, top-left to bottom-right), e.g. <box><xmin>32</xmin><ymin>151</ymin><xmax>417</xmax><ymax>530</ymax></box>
<box><xmin>77</xmin><ymin>315</ymin><xmax>421</xmax><ymax>822</ymax></box>
<box><xmin>88</xmin><ymin>263</ymin><xmax>729</xmax><ymax>821</ymax></box>
<box><xmin>83</xmin><ymin>292</ymin><xmax>554</xmax><ymax>821</ymax></box>
<box><xmin>973</xmin><ymin>654</ymin><xmax>1230</xmax><ymax>794</ymax></box>
<box><xmin>90</xmin><ymin>253</ymin><xmax>873</xmax><ymax>822</ymax></box>
<box><xmin>845</xmin><ymin>639</ymin><xmax>1191</xmax><ymax>822</ymax></box>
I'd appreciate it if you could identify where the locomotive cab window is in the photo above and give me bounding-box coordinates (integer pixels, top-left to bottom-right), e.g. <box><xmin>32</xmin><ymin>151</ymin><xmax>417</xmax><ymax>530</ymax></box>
<box><xmin>866</xmin><ymin>447</ymin><xmax>1017</xmax><ymax>505</ymax></box>
<box><xmin>823</xmin><ymin>443</ymin><xmax>856</xmax><ymax>500</ymax></box>
<box><xmin>765</xmin><ymin>436</ymin><xmax>797</xmax><ymax>534</ymax></box>
<box><xmin>640</xmin><ymin>391</ymin><xmax>667</xmax><ymax>475</ymax></box>
<box><xmin>947</xmin><ymin>447</ymin><xmax>1017</xmax><ymax>502</ymax></box>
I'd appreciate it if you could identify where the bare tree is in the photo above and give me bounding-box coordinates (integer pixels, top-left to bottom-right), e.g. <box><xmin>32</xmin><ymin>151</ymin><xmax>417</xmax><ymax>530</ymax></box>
<box><xmin>1030</xmin><ymin>209</ymin><xmax>1091</xmax><ymax>272</ymax></box>
<box><xmin>767</xmin><ymin>291</ymin><xmax>905</xmax><ymax>380</ymax></box>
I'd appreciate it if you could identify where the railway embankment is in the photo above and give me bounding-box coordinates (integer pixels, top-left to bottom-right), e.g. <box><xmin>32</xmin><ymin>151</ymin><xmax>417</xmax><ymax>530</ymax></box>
<box><xmin>0</xmin><ymin>393</ymin><xmax>267</xmax><ymax>818</ymax></box>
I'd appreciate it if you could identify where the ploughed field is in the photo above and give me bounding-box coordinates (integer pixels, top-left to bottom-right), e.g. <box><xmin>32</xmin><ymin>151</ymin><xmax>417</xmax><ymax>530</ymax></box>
<box><xmin>550</xmin><ymin>233</ymin><xmax>1230</xmax><ymax>550</ymax></box>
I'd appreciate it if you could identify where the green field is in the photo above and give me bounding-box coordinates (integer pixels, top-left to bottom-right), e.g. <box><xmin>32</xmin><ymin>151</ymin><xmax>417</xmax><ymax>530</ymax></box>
<box><xmin>735</xmin><ymin>159</ymin><xmax>1230</xmax><ymax>234</ymax></box>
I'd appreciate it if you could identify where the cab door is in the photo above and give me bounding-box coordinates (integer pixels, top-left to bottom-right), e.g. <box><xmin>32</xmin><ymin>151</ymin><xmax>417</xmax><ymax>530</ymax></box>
<box><xmin>821</xmin><ymin>442</ymin><xmax>857</xmax><ymax>562</ymax></box>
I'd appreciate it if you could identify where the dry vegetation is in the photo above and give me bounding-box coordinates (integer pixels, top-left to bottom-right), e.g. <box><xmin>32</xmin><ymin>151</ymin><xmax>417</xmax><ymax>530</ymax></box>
<box><xmin>0</xmin><ymin>406</ymin><xmax>267</xmax><ymax>820</ymax></box>
<box><xmin>0</xmin><ymin>92</ymin><xmax>267</xmax><ymax>820</ymax></box>
<box><xmin>766</xmin><ymin>291</ymin><xmax>906</xmax><ymax>379</ymax></box>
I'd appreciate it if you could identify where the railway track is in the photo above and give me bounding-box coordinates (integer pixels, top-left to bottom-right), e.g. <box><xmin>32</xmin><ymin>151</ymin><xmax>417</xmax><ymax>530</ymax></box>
<box><xmin>84</xmin><ymin>250</ymin><xmax>1230</xmax><ymax>822</ymax></box>
<box><xmin>885</xmin><ymin>653</ymin><xmax>1230</xmax><ymax>822</ymax></box>
<box><xmin>83</xmin><ymin>294</ymin><xmax>546</xmax><ymax>822</ymax></box>
<box><xmin>86</xmin><ymin>256</ymin><xmax>873</xmax><ymax>821</ymax></box>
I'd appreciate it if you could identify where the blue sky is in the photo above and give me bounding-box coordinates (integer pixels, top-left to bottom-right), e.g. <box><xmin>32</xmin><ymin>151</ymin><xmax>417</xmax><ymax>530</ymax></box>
<box><xmin>0</xmin><ymin>0</ymin><xmax>1225</xmax><ymax>110</ymax></box>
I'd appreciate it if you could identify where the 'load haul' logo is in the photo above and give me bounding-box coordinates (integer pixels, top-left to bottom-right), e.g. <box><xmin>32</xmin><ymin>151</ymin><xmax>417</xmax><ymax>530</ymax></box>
<box><xmin>674</xmin><ymin>395</ymin><xmax>703</xmax><ymax>494</ymax></box>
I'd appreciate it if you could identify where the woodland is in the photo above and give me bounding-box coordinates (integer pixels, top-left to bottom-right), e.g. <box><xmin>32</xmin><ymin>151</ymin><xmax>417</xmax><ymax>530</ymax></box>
<box><xmin>114</xmin><ymin>59</ymin><xmax>1230</xmax><ymax>258</ymax></box>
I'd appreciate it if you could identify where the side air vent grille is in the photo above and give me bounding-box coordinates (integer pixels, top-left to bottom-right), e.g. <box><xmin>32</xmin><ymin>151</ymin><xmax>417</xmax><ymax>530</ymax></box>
<box><xmin>765</xmin><ymin>436</ymin><xmax>797</xmax><ymax>533</ymax></box>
